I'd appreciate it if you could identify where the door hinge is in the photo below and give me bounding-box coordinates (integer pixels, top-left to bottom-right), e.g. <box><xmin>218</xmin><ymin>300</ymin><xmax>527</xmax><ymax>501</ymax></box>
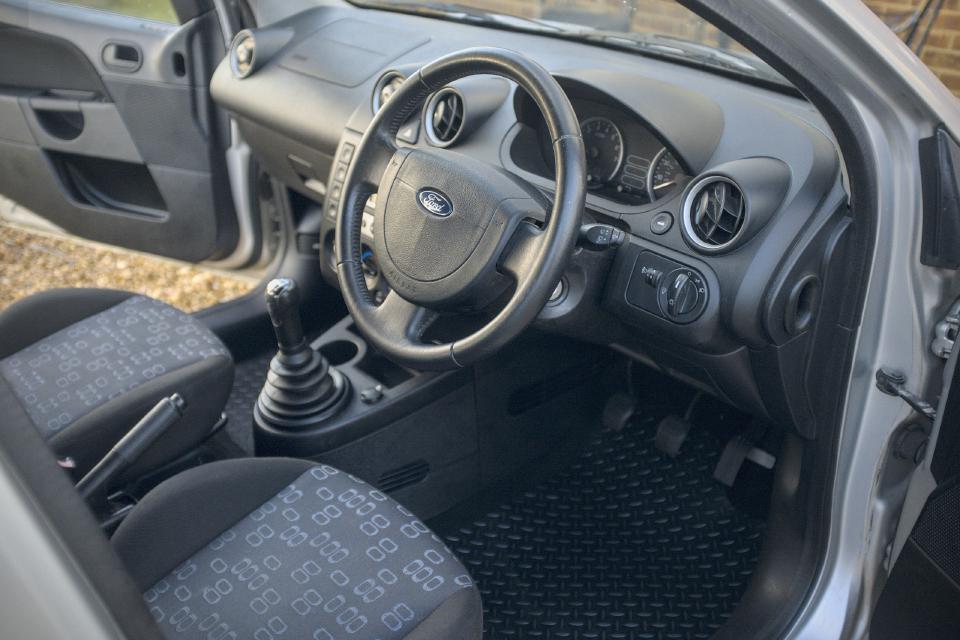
<box><xmin>931</xmin><ymin>298</ymin><xmax>960</xmax><ymax>359</ymax></box>
<box><xmin>876</xmin><ymin>368</ymin><xmax>938</xmax><ymax>420</ymax></box>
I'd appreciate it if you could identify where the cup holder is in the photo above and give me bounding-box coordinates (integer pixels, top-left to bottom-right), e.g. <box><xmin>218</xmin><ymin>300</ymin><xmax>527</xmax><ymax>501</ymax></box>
<box><xmin>319</xmin><ymin>340</ymin><xmax>359</xmax><ymax>366</ymax></box>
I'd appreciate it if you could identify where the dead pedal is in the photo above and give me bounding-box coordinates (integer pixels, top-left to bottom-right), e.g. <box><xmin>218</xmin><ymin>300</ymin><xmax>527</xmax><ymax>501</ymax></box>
<box><xmin>713</xmin><ymin>435</ymin><xmax>776</xmax><ymax>487</ymax></box>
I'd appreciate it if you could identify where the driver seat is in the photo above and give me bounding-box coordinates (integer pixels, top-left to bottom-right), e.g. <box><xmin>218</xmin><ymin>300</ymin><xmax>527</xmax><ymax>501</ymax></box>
<box><xmin>0</xmin><ymin>391</ymin><xmax>484</xmax><ymax>639</ymax></box>
<box><xmin>112</xmin><ymin>457</ymin><xmax>483</xmax><ymax>639</ymax></box>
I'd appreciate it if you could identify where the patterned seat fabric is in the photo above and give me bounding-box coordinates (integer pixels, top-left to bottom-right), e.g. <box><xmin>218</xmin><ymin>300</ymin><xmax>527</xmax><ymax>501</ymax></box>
<box><xmin>139</xmin><ymin>464</ymin><xmax>479</xmax><ymax>640</ymax></box>
<box><xmin>0</xmin><ymin>295</ymin><xmax>230</xmax><ymax>437</ymax></box>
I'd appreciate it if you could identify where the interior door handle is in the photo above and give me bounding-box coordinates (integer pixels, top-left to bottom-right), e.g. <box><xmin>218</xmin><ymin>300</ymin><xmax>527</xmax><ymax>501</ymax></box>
<box><xmin>101</xmin><ymin>41</ymin><xmax>142</xmax><ymax>73</ymax></box>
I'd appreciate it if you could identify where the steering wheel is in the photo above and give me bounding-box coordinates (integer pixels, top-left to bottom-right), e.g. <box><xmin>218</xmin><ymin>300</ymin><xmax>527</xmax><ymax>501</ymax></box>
<box><xmin>336</xmin><ymin>48</ymin><xmax>586</xmax><ymax>370</ymax></box>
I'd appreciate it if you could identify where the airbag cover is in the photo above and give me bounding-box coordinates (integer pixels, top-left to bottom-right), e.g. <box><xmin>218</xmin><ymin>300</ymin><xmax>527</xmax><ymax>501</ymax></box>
<box><xmin>374</xmin><ymin>147</ymin><xmax>542</xmax><ymax>306</ymax></box>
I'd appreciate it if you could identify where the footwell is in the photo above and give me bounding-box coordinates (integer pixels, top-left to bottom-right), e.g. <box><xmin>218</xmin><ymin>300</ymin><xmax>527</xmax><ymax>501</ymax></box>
<box><xmin>442</xmin><ymin>414</ymin><xmax>765</xmax><ymax>639</ymax></box>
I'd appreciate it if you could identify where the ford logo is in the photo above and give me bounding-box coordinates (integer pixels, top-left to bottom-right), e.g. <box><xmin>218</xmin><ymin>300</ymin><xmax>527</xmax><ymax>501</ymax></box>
<box><xmin>417</xmin><ymin>188</ymin><xmax>453</xmax><ymax>217</ymax></box>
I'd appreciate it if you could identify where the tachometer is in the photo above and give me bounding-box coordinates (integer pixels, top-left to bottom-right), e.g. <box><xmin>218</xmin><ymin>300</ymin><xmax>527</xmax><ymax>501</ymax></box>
<box><xmin>647</xmin><ymin>147</ymin><xmax>684</xmax><ymax>201</ymax></box>
<box><xmin>580</xmin><ymin>117</ymin><xmax>624</xmax><ymax>189</ymax></box>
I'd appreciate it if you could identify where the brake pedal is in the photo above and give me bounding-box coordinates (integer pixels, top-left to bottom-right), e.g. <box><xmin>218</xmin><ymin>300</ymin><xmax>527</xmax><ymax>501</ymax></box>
<box><xmin>654</xmin><ymin>392</ymin><xmax>701</xmax><ymax>457</ymax></box>
<box><xmin>713</xmin><ymin>435</ymin><xmax>776</xmax><ymax>487</ymax></box>
<box><xmin>655</xmin><ymin>414</ymin><xmax>692</xmax><ymax>458</ymax></box>
<box><xmin>602</xmin><ymin>391</ymin><xmax>636</xmax><ymax>432</ymax></box>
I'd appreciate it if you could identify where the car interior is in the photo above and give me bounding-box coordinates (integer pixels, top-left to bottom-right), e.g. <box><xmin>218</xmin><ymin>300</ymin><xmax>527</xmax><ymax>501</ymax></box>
<box><xmin>0</xmin><ymin>0</ymin><xmax>874</xmax><ymax>638</ymax></box>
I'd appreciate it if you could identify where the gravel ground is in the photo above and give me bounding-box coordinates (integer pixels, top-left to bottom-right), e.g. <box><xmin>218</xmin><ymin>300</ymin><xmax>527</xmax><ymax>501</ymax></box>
<box><xmin>0</xmin><ymin>222</ymin><xmax>258</xmax><ymax>312</ymax></box>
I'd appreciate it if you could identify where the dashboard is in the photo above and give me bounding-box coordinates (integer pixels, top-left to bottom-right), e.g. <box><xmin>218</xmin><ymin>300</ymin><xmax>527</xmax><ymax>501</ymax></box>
<box><xmin>211</xmin><ymin>2</ymin><xmax>850</xmax><ymax>438</ymax></box>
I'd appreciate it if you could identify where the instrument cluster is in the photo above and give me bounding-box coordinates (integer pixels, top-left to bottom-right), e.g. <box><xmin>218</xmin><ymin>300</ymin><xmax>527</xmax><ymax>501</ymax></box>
<box><xmin>572</xmin><ymin>97</ymin><xmax>689</xmax><ymax>205</ymax></box>
<box><xmin>515</xmin><ymin>92</ymin><xmax>691</xmax><ymax>207</ymax></box>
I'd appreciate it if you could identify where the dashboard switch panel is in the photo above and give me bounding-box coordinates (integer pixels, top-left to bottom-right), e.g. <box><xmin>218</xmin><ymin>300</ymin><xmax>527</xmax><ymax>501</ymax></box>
<box><xmin>659</xmin><ymin>268</ymin><xmax>707</xmax><ymax>322</ymax></box>
<box><xmin>625</xmin><ymin>251</ymin><xmax>708</xmax><ymax>324</ymax></box>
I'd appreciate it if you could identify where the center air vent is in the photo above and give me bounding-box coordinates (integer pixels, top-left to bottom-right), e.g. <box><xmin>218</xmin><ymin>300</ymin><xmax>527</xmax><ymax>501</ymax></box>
<box><xmin>372</xmin><ymin>71</ymin><xmax>405</xmax><ymax>113</ymax></box>
<box><xmin>425</xmin><ymin>88</ymin><xmax>464</xmax><ymax>147</ymax></box>
<box><xmin>682</xmin><ymin>176</ymin><xmax>747</xmax><ymax>252</ymax></box>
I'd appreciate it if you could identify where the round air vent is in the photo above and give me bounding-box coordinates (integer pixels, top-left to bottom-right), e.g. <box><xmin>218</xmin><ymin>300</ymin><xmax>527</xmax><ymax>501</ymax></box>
<box><xmin>228</xmin><ymin>28</ymin><xmax>291</xmax><ymax>79</ymax></box>
<box><xmin>425</xmin><ymin>88</ymin><xmax>464</xmax><ymax>147</ymax></box>
<box><xmin>682</xmin><ymin>176</ymin><xmax>747</xmax><ymax>252</ymax></box>
<box><xmin>230</xmin><ymin>30</ymin><xmax>257</xmax><ymax>78</ymax></box>
<box><xmin>372</xmin><ymin>71</ymin><xmax>405</xmax><ymax>113</ymax></box>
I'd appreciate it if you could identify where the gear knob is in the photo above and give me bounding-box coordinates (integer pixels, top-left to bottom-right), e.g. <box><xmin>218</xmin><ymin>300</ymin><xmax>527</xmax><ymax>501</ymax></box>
<box><xmin>256</xmin><ymin>277</ymin><xmax>350</xmax><ymax>430</ymax></box>
<box><xmin>265</xmin><ymin>278</ymin><xmax>305</xmax><ymax>354</ymax></box>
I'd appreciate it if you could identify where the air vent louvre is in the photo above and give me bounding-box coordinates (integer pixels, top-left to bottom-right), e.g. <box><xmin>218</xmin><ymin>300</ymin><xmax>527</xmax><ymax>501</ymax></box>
<box><xmin>377</xmin><ymin>460</ymin><xmax>430</xmax><ymax>493</ymax></box>
<box><xmin>684</xmin><ymin>177</ymin><xmax>746</xmax><ymax>251</ymax></box>
<box><xmin>230</xmin><ymin>32</ymin><xmax>255</xmax><ymax>78</ymax></box>
<box><xmin>373</xmin><ymin>71</ymin><xmax>405</xmax><ymax>113</ymax></box>
<box><xmin>426</xmin><ymin>89</ymin><xmax>464</xmax><ymax>146</ymax></box>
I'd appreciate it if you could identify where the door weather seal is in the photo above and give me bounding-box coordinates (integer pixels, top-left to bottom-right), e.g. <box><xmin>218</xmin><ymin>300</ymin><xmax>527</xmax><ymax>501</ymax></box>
<box><xmin>875</xmin><ymin>368</ymin><xmax>938</xmax><ymax>420</ymax></box>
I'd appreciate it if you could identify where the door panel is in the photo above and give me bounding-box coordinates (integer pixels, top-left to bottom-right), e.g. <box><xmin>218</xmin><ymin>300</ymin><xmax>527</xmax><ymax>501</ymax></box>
<box><xmin>0</xmin><ymin>0</ymin><xmax>237</xmax><ymax>262</ymax></box>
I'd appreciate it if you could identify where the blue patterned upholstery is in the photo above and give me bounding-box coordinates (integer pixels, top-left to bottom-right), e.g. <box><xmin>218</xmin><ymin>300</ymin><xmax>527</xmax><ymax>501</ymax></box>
<box><xmin>141</xmin><ymin>464</ymin><xmax>479</xmax><ymax>639</ymax></box>
<box><xmin>0</xmin><ymin>295</ymin><xmax>230</xmax><ymax>438</ymax></box>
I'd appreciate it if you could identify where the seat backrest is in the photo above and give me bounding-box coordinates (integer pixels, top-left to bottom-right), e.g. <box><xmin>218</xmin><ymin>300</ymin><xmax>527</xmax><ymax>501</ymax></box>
<box><xmin>0</xmin><ymin>376</ymin><xmax>162</xmax><ymax>639</ymax></box>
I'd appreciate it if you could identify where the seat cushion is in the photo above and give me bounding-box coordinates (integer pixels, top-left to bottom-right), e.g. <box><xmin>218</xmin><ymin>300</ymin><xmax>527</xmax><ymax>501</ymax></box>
<box><xmin>0</xmin><ymin>289</ymin><xmax>234</xmax><ymax>476</ymax></box>
<box><xmin>112</xmin><ymin>458</ymin><xmax>482</xmax><ymax>640</ymax></box>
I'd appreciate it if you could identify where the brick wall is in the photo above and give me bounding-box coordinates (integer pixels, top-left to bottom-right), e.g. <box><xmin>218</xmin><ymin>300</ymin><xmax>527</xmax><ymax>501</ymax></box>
<box><xmin>493</xmin><ymin>0</ymin><xmax>960</xmax><ymax>96</ymax></box>
<box><xmin>868</xmin><ymin>0</ymin><xmax>960</xmax><ymax>95</ymax></box>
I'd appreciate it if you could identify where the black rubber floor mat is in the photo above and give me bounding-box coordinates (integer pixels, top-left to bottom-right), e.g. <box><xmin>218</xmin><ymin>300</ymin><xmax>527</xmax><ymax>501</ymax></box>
<box><xmin>442</xmin><ymin>415</ymin><xmax>765</xmax><ymax>639</ymax></box>
<box><xmin>223</xmin><ymin>350</ymin><xmax>273</xmax><ymax>454</ymax></box>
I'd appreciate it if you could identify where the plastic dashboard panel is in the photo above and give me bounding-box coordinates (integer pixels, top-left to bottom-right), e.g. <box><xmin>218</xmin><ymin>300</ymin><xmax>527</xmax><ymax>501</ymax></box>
<box><xmin>210</xmin><ymin>3</ymin><xmax>849</xmax><ymax>437</ymax></box>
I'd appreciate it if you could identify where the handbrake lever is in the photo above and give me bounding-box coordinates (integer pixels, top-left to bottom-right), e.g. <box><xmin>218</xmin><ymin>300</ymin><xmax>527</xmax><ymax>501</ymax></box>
<box><xmin>76</xmin><ymin>394</ymin><xmax>186</xmax><ymax>501</ymax></box>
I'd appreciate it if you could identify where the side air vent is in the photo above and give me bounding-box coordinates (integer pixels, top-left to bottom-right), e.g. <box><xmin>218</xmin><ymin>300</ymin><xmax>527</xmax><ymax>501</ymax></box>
<box><xmin>425</xmin><ymin>88</ymin><xmax>464</xmax><ymax>147</ymax></box>
<box><xmin>228</xmin><ymin>28</ymin><xmax>292</xmax><ymax>79</ymax></box>
<box><xmin>377</xmin><ymin>460</ymin><xmax>430</xmax><ymax>493</ymax></box>
<box><xmin>682</xmin><ymin>176</ymin><xmax>747</xmax><ymax>252</ymax></box>
<box><xmin>230</xmin><ymin>30</ymin><xmax>256</xmax><ymax>78</ymax></box>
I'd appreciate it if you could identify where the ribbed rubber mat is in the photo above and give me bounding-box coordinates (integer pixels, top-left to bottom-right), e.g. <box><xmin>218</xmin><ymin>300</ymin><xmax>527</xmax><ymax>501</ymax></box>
<box><xmin>443</xmin><ymin>415</ymin><xmax>765</xmax><ymax>639</ymax></box>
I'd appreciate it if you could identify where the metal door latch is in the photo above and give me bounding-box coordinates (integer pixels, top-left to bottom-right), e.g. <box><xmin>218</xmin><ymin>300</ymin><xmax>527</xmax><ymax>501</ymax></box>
<box><xmin>931</xmin><ymin>298</ymin><xmax>960</xmax><ymax>359</ymax></box>
<box><xmin>876</xmin><ymin>368</ymin><xmax>937</xmax><ymax>420</ymax></box>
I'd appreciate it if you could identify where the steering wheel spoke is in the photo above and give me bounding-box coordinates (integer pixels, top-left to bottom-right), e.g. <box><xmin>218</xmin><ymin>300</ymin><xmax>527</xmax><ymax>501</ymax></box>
<box><xmin>353</xmin><ymin>129</ymin><xmax>400</xmax><ymax>187</ymax></box>
<box><xmin>498</xmin><ymin>220</ymin><xmax>546</xmax><ymax>281</ymax></box>
<box><xmin>374</xmin><ymin>291</ymin><xmax>439</xmax><ymax>345</ymax></box>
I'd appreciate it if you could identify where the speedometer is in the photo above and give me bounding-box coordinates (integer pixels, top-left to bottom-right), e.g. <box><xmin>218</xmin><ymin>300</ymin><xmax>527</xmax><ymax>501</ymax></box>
<box><xmin>580</xmin><ymin>117</ymin><xmax>624</xmax><ymax>189</ymax></box>
<box><xmin>647</xmin><ymin>147</ymin><xmax>684</xmax><ymax>201</ymax></box>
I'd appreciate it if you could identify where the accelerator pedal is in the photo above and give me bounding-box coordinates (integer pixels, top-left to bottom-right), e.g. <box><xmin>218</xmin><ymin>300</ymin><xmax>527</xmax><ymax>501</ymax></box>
<box><xmin>713</xmin><ymin>435</ymin><xmax>777</xmax><ymax>487</ymax></box>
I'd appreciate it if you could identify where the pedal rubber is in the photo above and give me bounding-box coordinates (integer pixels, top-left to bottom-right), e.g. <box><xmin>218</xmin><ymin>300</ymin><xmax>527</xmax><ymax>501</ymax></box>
<box><xmin>713</xmin><ymin>436</ymin><xmax>753</xmax><ymax>487</ymax></box>
<box><xmin>602</xmin><ymin>392</ymin><xmax>636</xmax><ymax>432</ymax></box>
<box><xmin>655</xmin><ymin>414</ymin><xmax>692</xmax><ymax>457</ymax></box>
<box><xmin>714</xmin><ymin>436</ymin><xmax>777</xmax><ymax>486</ymax></box>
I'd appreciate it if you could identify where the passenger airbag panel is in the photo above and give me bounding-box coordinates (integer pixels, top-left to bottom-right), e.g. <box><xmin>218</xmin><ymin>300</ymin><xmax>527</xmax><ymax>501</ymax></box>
<box><xmin>279</xmin><ymin>19</ymin><xmax>429</xmax><ymax>87</ymax></box>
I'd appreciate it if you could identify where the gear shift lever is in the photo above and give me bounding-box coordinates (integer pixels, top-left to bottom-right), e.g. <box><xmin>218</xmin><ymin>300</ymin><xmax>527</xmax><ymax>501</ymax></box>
<box><xmin>255</xmin><ymin>278</ymin><xmax>349</xmax><ymax>431</ymax></box>
<box><xmin>266</xmin><ymin>278</ymin><xmax>308</xmax><ymax>355</ymax></box>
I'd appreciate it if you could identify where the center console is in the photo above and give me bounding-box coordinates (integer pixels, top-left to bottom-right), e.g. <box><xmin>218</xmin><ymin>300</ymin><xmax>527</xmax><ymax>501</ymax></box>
<box><xmin>250</xmin><ymin>277</ymin><xmax>607</xmax><ymax>519</ymax></box>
